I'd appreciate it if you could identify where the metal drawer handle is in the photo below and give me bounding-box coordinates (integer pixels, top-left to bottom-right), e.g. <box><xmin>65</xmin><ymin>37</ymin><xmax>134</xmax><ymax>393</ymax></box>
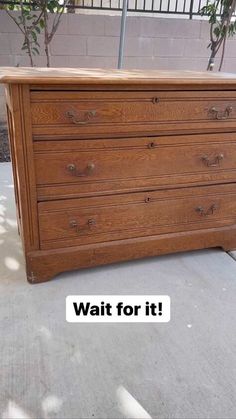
<box><xmin>195</xmin><ymin>204</ymin><xmax>218</xmax><ymax>217</ymax></box>
<box><xmin>208</xmin><ymin>106</ymin><xmax>232</xmax><ymax>120</ymax></box>
<box><xmin>65</xmin><ymin>109</ymin><xmax>96</xmax><ymax>125</ymax></box>
<box><xmin>67</xmin><ymin>162</ymin><xmax>95</xmax><ymax>177</ymax></box>
<box><xmin>69</xmin><ymin>218</ymin><xmax>96</xmax><ymax>233</ymax></box>
<box><xmin>201</xmin><ymin>153</ymin><xmax>224</xmax><ymax>167</ymax></box>
<box><xmin>147</xmin><ymin>142</ymin><xmax>157</xmax><ymax>149</ymax></box>
<box><xmin>152</xmin><ymin>97</ymin><xmax>160</xmax><ymax>104</ymax></box>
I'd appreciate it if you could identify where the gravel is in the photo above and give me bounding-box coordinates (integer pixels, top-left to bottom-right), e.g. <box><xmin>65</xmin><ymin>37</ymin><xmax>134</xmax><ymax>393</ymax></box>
<box><xmin>0</xmin><ymin>124</ymin><xmax>10</xmax><ymax>162</ymax></box>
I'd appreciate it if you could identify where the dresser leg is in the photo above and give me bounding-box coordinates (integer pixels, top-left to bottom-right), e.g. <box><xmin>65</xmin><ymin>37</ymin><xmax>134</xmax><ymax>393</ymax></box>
<box><xmin>26</xmin><ymin>256</ymin><xmax>58</xmax><ymax>284</ymax></box>
<box><xmin>222</xmin><ymin>243</ymin><xmax>236</xmax><ymax>252</ymax></box>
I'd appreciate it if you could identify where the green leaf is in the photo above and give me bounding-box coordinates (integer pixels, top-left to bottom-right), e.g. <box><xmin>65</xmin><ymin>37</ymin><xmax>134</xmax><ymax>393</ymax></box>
<box><xmin>31</xmin><ymin>31</ymin><xmax>37</xmax><ymax>42</ymax></box>
<box><xmin>32</xmin><ymin>47</ymin><xmax>40</xmax><ymax>54</ymax></box>
<box><xmin>39</xmin><ymin>19</ymin><xmax>45</xmax><ymax>29</ymax></box>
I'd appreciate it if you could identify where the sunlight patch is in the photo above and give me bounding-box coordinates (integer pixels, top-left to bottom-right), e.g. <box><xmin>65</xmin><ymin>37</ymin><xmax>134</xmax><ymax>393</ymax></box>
<box><xmin>116</xmin><ymin>385</ymin><xmax>151</xmax><ymax>419</ymax></box>
<box><xmin>6</xmin><ymin>218</ymin><xmax>17</xmax><ymax>228</ymax></box>
<box><xmin>42</xmin><ymin>395</ymin><xmax>63</xmax><ymax>417</ymax></box>
<box><xmin>2</xmin><ymin>400</ymin><xmax>30</xmax><ymax>419</ymax></box>
<box><xmin>39</xmin><ymin>326</ymin><xmax>52</xmax><ymax>339</ymax></box>
<box><xmin>4</xmin><ymin>257</ymin><xmax>20</xmax><ymax>271</ymax></box>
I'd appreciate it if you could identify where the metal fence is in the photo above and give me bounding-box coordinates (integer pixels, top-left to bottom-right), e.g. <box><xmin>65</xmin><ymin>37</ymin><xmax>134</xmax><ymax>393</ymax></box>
<box><xmin>0</xmin><ymin>0</ymin><xmax>223</xmax><ymax>19</ymax></box>
<box><xmin>72</xmin><ymin>0</ymin><xmax>206</xmax><ymax>19</ymax></box>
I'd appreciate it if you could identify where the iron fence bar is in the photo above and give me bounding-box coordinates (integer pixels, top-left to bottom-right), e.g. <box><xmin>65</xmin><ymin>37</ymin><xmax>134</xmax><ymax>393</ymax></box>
<box><xmin>0</xmin><ymin>0</ymin><xmax>231</xmax><ymax>15</ymax></box>
<box><xmin>189</xmin><ymin>0</ymin><xmax>194</xmax><ymax>18</ymax></box>
<box><xmin>167</xmin><ymin>0</ymin><xmax>170</xmax><ymax>12</ymax></box>
<box><xmin>175</xmin><ymin>0</ymin><xmax>178</xmax><ymax>13</ymax></box>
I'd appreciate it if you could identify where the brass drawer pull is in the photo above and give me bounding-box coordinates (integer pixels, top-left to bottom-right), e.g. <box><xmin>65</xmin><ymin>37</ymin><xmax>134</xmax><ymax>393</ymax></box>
<box><xmin>195</xmin><ymin>204</ymin><xmax>218</xmax><ymax>217</ymax></box>
<box><xmin>201</xmin><ymin>153</ymin><xmax>224</xmax><ymax>167</ymax></box>
<box><xmin>65</xmin><ymin>109</ymin><xmax>96</xmax><ymax>125</ymax></box>
<box><xmin>67</xmin><ymin>162</ymin><xmax>95</xmax><ymax>177</ymax></box>
<box><xmin>152</xmin><ymin>97</ymin><xmax>160</xmax><ymax>104</ymax></box>
<box><xmin>147</xmin><ymin>142</ymin><xmax>157</xmax><ymax>149</ymax></box>
<box><xmin>69</xmin><ymin>218</ymin><xmax>96</xmax><ymax>233</ymax></box>
<box><xmin>208</xmin><ymin>106</ymin><xmax>232</xmax><ymax>120</ymax></box>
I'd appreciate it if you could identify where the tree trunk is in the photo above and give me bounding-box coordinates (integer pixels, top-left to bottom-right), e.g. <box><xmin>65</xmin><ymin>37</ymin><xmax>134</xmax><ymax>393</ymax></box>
<box><xmin>207</xmin><ymin>48</ymin><xmax>217</xmax><ymax>71</ymax></box>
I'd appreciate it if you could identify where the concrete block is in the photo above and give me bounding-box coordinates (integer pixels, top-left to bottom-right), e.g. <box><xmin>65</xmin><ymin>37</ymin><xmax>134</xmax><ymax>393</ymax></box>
<box><xmin>184</xmin><ymin>38</ymin><xmax>210</xmax><ymax>58</ymax></box>
<box><xmin>0</xmin><ymin>11</ymin><xmax>21</xmax><ymax>33</ymax></box>
<box><xmin>124</xmin><ymin>56</ymin><xmax>208</xmax><ymax>71</ymax></box>
<box><xmin>9</xmin><ymin>33</ymin><xmax>24</xmax><ymax>55</ymax></box>
<box><xmin>221</xmin><ymin>58</ymin><xmax>236</xmax><ymax>73</ymax></box>
<box><xmin>105</xmin><ymin>16</ymin><xmax>141</xmax><ymax>37</ymax></box>
<box><xmin>68</xmin><ymin>14</ymin><xmax>105</xmax><ymax>36</ymax></box>
<box><xmin>200</xmin><ymin>21</ymin><xmax>210</xmax><ymax>40</ymax></box>
<box><xmin>223</xmin><ymin>40</ymin><xmax>236</xmax><ymax>58</ymax></box>
<box><xmin>153</xmin><ymin>38</ymin><xmax>185</xmax><ymax>57</ymax></box>
<box><xmin>47</xmin><ymin>14</ymin><xmax>68</xmax><ymax>35</ymax></box>
<box><xmin>50</xmin><ymin>56</ymin><xmax>71</xmax><ymax>67</ymax></box>
<box><xmin>124</xmin><ymin>56</ymin><xmax>157</xmax><ymax>69</ymax></box>
<box><xmin>0</xmin><ymin>55</ymin><xmax>13</xmax><ymax>66</ymax></box>
<box><xmin>87</xmin><ymin>36</ymin><xmax>119</xmax><ymax>56</ymax></box>
<box><xmin>124</xmin><ymin>37</ymin><xmax>153</xmax><ymax>57</ymax></box>
<box><xmin>13</xmin><ymin>55</ymin><xmax>32</xmax><ymax>67</ymax></box>
<box><xmin>140</xmin><ymin>17</ymin><xmax>201</xmax><ymax>38</ymax></box>
<box><xmin>69</xmin><ymin>55</ymin><xmax>117</xmax><ymax>69</ymax></box>
<box><xmin>0</xmin><ymin>33</ymin><xmax>11</xmax><ymax>55</ymax></box>
<box><xmin>51</xmin><ymin>35</ymin><xmax>87</xmax><ymax>56</ymax></box>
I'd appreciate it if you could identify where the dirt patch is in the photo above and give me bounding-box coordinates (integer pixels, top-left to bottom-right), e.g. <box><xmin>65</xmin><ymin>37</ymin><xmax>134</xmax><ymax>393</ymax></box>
<box><xmin>0</xmin><ymin>124</ymin><xmax>10</xmax><ymax>162</ymax></box>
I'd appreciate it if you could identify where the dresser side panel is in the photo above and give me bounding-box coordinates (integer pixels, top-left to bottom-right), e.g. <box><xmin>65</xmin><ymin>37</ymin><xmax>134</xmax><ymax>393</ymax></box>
<box><xmin>9</xmin><ymin>84</ymin><xmax>39</xmax><ymax>252</ymax></box>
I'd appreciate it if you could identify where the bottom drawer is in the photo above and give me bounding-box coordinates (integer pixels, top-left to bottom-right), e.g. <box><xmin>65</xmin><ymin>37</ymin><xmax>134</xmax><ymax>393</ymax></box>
<box><xmin>38</xmin><ymin>184</ymin><xmax>236</xmax><ymax>250</ymax></box>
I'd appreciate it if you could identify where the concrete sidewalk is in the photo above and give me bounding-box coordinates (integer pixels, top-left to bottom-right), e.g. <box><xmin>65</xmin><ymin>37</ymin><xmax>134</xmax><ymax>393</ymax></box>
<box><xmin>1</xmin><ymin>162</ymin><xmax>236</xmax><ymax>419</ymax></box>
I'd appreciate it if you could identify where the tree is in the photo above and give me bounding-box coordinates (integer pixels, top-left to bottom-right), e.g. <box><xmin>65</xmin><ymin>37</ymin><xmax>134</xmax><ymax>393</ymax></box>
<box><xmin>201</xmin><ymin>0</ymin><xmax>236</xmax><ymax>71</ymax></box>
<box><xmin>5</xmin><ymin>0</ymin><xmax>69</xmax><ymax>67</ymax></box>
<box><xmin>37</xmin><ymin>0</ymin><xmax>69</xmax><ymax>67</ymax></box>
<box><xmin>5</xmin><ymin>0</ymin><xmax>43</xmax><ymax>66</ymax></box>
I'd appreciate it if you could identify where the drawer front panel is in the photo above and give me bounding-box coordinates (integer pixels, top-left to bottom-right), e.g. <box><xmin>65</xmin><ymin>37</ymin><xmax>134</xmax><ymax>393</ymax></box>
<box><xmin>31</xmin><ymin>91</ymin><xmax>236</xmax><ymax>137</ymax></box>
<box><xmin>35</xmin><ymin>134</ymin><xmax>236</xmax><ymax>200</ymax></box>
<box><xmin>38</xmin><ymin>184</ymin><xmax>236</xmax><ymax>250</ymax></box>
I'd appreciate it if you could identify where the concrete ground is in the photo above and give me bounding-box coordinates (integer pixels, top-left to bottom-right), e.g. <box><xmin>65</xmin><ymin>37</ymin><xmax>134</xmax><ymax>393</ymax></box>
<box><xmin>1</xmin><ymin>162</ymin><xmax>236</xmax><ymax>419</ymax></box>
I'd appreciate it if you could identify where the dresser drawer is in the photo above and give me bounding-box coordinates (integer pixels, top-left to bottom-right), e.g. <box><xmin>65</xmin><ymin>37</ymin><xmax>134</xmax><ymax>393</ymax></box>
<box><xmin>38</xmin><ymin>184</ymin><xmax>236</xmax><ymax>250</ymax></box>
<box><xmin>31</xmin><ymin>91</ymin><xmax>236</xmax><ymax>138</ymax></box>
<box><xmin>35</xmin><ymin>133</ymin><xmax>236</xmax><ymax>200</ymax></box>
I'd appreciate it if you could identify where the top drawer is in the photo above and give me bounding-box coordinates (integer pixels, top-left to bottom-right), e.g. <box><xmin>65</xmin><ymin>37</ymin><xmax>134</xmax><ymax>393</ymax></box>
<box><xmin>30</xmin><ymin>90</ymin><xmax>236</xmax><ymax>138</ymax></box>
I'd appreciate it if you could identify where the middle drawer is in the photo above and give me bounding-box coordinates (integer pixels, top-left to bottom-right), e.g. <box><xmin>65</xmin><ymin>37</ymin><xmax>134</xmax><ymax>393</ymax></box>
<box><xmin>34</xmin><ymin>133</ymin><xmax>236</xmax><ymax>200</ymax></box>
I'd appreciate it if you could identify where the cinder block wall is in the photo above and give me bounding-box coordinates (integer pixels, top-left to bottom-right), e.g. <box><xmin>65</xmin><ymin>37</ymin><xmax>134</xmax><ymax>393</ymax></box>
<box><xmin>0</xmin><ymin>11</ymin><xmax>236</xmax><ymax>121</ymax></box>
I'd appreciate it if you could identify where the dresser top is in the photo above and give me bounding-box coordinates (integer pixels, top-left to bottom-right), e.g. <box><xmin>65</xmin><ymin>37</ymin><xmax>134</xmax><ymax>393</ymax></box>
<box><xmin>1</xmin><ymin>67</ymin><xmax>236</xmax><ymax>86</ymax></box>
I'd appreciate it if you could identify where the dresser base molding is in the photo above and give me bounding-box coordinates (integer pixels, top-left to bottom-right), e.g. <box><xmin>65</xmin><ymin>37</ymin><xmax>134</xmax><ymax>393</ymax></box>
<box><xmin>25</xmin><ymin>226</ymin><xmax>236</xmax><ymax>283</ymax></box>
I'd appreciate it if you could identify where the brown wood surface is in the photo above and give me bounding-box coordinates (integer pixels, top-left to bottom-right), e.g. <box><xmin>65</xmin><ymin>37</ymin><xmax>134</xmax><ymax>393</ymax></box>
<box><xmin>30</xmin><ymin>90</ymin><xmax>236</xmax><ymax>138</ymax></box>
<box><xmin>34</xmin><ymin>134</ymin><xmax>236</xmax><ymax>200</ymax></box>
<box><xmin>2</xmin><ymin>67</ymin><xmax>236</xmax><ymax>86</ymax></box>
<box><xmin>38</xmin><ymin>184</ymin><xmax>236</xmax><ymax>250</ymax></box>
<box><xmin>3</xmin><ymin>68</ymin><xmax>236</xmax><ymax>283</ymax></box>
<box><xmin>26</xmin><ymin>226</ymin><xmax>236</xmax><ymax>283</ymax></box>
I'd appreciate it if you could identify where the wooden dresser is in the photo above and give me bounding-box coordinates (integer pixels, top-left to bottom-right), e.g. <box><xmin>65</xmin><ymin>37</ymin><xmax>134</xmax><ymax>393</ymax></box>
<box><xmin>1</xmin><ymin>68</ymin><xmax>236</xmax><ymax>283</ymax></box>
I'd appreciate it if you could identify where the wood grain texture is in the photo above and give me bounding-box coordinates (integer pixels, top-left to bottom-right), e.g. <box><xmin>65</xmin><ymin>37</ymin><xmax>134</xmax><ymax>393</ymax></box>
<box><xmin>38</xmin><ymin>184</ymin><xmax>236</xmax><ymax>250</ymax></box>
<box><xmin>30</xmin><ymin>91</ymin><xmax>236</xmax><ymax>138</ymax></box>
<box><xmin>7</xmin><ymin>85</ymin><xmax>39</xmax><ymax>253</ymax></box>
<box><xmin>2</xmin><ymin>67</ymin><xmax>236</xmax><ymax>86</ymax></box>
<box><xmin>2</xmin><ymin>68</ymin><xmax>236</xmax><ymax>283</ymax></box>
<box><xmin>26</xmin><ymin>226</ymin><xmax>236</xmax><ymax>283</ymax></box>
<box><xmin>34</xmin><ymin>134</ymin><xmax>236</xmax><ymax>200</ymax></box>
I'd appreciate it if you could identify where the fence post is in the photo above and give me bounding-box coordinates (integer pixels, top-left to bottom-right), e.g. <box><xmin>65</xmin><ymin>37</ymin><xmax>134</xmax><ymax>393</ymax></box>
<box><xmin>189</xmin><ymin>0</ymin><xmax>194</xmax><ymax>19</ymax></box>
<box><xmin>118</xmin><ymin>0</ymin><xmax>128</xmax><ymax>69</ymax></box>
